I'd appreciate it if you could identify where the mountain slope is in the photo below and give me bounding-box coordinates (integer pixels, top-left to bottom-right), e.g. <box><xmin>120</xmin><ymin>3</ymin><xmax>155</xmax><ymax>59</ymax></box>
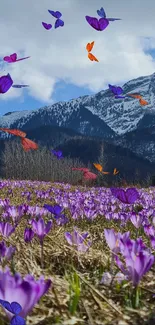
<box><xmin>1</xmin><ymin>72</ymin><xmax>155</xmax><ymax>138</ymax></box>
<box><xmin>112</xmin><ymin>126</ymin><xmax>155</xmax><ymax>163</ymax></box>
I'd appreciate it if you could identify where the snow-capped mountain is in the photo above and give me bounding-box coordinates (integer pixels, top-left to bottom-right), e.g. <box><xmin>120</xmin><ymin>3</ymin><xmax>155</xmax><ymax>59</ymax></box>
<box><xmin>1</xmin><ymin>72</ymin><xmax>155</xmax><ymax>138</ymax></box>
<box><xmin>1</xmin><ymin>72</ymin><xmax>155</xmax><ymax>164</ymax></box>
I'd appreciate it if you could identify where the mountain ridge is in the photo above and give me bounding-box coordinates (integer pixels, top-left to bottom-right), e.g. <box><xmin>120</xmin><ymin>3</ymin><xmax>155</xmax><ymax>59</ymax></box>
<box><xmin>1</xmin><ymin>72</ymin><xmax>155</xmax><ymax>163</ymax></box>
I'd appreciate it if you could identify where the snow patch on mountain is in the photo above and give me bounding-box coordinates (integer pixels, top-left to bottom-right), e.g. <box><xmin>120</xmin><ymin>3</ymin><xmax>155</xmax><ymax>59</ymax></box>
<box><xmin>0</xmin><ymin>72</ymin><xmax>155</xmax><ymax>137</ymax></box>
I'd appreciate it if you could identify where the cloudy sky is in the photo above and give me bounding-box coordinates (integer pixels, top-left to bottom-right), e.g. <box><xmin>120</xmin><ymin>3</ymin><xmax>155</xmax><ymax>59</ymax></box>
<box><xmin>0</xmin><ymin>0</ymin><xmax>155</xmax><ymax>115</ymax></box>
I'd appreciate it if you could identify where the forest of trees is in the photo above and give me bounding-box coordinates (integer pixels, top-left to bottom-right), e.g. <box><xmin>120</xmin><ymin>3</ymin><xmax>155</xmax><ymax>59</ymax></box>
<box><xmin>0</xmin><ymin>139</ymin><xmax>152</xmax><ymax>187</ymax></box>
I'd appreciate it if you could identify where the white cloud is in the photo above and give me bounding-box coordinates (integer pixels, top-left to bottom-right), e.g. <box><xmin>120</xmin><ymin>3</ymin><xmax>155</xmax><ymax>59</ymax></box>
<box><xmin>0</xmin><ymin>0</ymin><xmax>155</xmax><ymax>102</ymax></box>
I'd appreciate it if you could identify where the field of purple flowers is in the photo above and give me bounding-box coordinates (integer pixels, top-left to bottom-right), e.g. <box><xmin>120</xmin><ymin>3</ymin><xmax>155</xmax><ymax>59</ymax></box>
<box><xmin>0</xmin><ymin>180</ymin><xmax>155</xmax><ymax>325</ymax></box>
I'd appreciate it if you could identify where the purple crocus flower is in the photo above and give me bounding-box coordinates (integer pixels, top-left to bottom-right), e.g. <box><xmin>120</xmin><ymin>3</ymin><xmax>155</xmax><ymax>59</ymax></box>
<box><xmin>65</xmin><ymin>228</ymin><xmax>91</xmax><ymax>252</ymax></box>
<box><xmin>0</xmin><ymin>267</ymin><xmax>51</xmax><ymax>319</ymax></box>
<box><xmin>130</xmin><ymin>212</ymin><xmax>144</xmax><ymax>229</ymax></box>
<box><xmin>31</xmin><ymin>218</ymin><xmax>52</xmax><ymax>243</ymax></box>
<box><xmin>0</xmin><ymin>241</ymin><xmax>15</xmax><ymax>261</ymax></box>
<box><xmin>100</xmin><ymin>272</ymin><xmax>112</xmax><ymax>285</ymax></box>
<box><xmin>24</xmin><ymin>228</ymin><xmax>34</xmax><ymax>243</ymax></box>
<box><xmin>6</xmin><ymin>206</ymin><xmax>24</xmax><ymax>224</ymax></box>
<box><xmin>150</xmin><ymin>235</ymin><xmax>155</xmax><ymax>249</ymax></box>
<box><xmin>0</xmin><ymin>222</ymin><xmax>15</xmax><ymax>237</ymax></box>
<box><xmin>144</xmin><ymin>224</ymin><xmax>155</xmax><ymax>237</ymax></box>
<box><xmin>115</xmin><ymin>250</ymin><xmax>154</xmax><ymax>286</ymax></box>
<box><xmin>119</xmin><ymin>237</ymin><xmax>147</xmax><ymax>258</ymax></box>
<box><xmin>104</xmin><ymin>228</ymin><xmax>120</xmax><ymax>254</ymax></box>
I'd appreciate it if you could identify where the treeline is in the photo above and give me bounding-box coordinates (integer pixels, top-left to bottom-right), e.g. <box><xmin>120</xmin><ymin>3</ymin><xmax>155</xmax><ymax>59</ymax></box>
<box><xmin>0</xmin><ymin>139</ymin><xmax>153</xmax><ymax>187</ymax></box>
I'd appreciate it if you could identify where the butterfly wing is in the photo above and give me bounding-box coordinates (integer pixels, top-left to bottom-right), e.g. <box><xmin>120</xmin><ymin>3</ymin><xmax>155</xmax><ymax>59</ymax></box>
<box><xmin>86</xmin><ymin>41</ymin><xmax>94</xmax><ymax>52</ymax></box>
<box><xmin>116</xmin><ymin>189</ymin><xmax>128</xmax><ymax>203</ymax></box>
<box><xmin>85</xmin><ymin>16</ymin><xmax>101</xmax><ymax>30</ymax></box>
<box><xmin>0</xmin><ymin>299</ymin><xmax>13</xmax><ymax>313</ymax></box>
<box><xmin>88</xmin><ymin>53</ymin><xmax>99</xmax><ymax>62</ymax></box>
<box><xmin>97</xmin><ymin>7</ymin><xmax>106</xmax><ymax>18</ymax></box>
<box><xmin>53</xmin><ymin>205</ymin><xmax>62</xmax><ymax>215</ymax></box>
<box><xmin>0</xmin><ymin>128</ymin><xmax>26</xmax><ymax>137</ymax></box>
<box><xmin>3</xmin><ymin>56</ymin><xmax>12</xmax><ymax>63</ymax></box>
<box><xmin>83</xmin><ymin>171</ymin><xmax>97</xmax><ymax>180</ymax></box>
<box><xmin>111</xmin><ymin>188</ymin><xmax>128</xmax><ymax>203</ymax></box>
<box><xmin>126</xmin><ymin>188</ymin><xmax>139</xmax><ymax>204</ymax></box>
<box><xmin>56</xmin><ymin>150</ymin><xmax>63</xmax><ymax>159</ymax></box>
<box><xmin>108</xmin><ymin>84</ymin><xmax>123</xmax><ymax>96</ymax></box>
<box><xmin>21</xmin><ymin>138</ymin><xmax>38</xmax><ymax>151</ymax></box>
<box><xmin>10</xmin><ymin>53</ymin><xmax>17</xmax><ymax>62</ymax></box>
<box><xmin>48</xmin><ymin>10</ymin><xmax>62</xmax><ymax>18</ymax></box>
<box><xmin>110</xmin><ymin>187</ymin><xmax>120</xmax><ymax>197</ymax></box>
<box><xmin>0</xmin><ymin>74</ymin><xmax>13</xmax><ymax>93</ymax></box>
<box><xmin>108</xmin><ymin>84</ymin><xmax>118</xmax><ymax>95</ymax></box>
<box><xmin>11</xmin><ymin>315</ymin><xmax>26</xmax><ymax>325</ymax></box>
<box><xmin>44</xmin><ymin>204</ymin><xmax>55</xmax><ymax>214</ymax></box>
<box><xmin>127</xmin><ymin>94</ymin><xmax>142</xmax><ymax>99</ymax></box>
<box><xmin>42</xmin><ymin>22</ymin><xmax>52</xmax><ymax>30</ymax></box>
<box><xmin>102</xmin><ymin>171</ymin><xmax>110</xmax><ymax>174</ymax></box>
<box><xmin>93</xmin><ymin>163</ymin><xmax>103</xmax><ymax>172</ymax></box>
<box><xmin>113</xmin><ymin>168</ymin><xmax>119</xmax><ymax>175</ymax></box>
<box><xmin>55</xmin><ymin>19</ymin><xmax>64</xmax><ymax>28</ymax></box>
<box><xmin>139</xmin><ymin>98</ymin><xmax>148</xmax><ymax>106</ymax></box>
<box><xmin>116</xmin><ymin>86</ymin><xmax>123</xmax><ymax>95</ymax></box>
<box><xmin>98</xmin><ymin>18</ymin><xmax>109</xmax><ymax>31</ymax></box>
<box><xmin>11</xmin><ymin>302</ymin><xmax>22</xmax><ymax>314</ymax></box>
<box><xmin>3</xmin><ymin>53</ymin><xmax>17</xmax><ymax>63</ymax></box>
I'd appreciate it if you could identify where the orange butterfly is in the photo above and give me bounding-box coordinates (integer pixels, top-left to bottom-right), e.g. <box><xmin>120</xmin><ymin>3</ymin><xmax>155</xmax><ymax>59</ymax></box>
<box><xmin>0</xmin><ymin>128</ymin><xmax>26</xmax><ymax>138</ymax></box>
<box><xmin>86</xmin><ymin>41</ymin><xmax>99</xmax><ymax>62</ymax></box>
<box><xmin>139</xmin><ymin>98</ymin><xmax>148</xmax><ymax>106</ymax></box>
<box><xmin>93</xmin><ymin>163</ymin><xmax>102</xmax><ymax>172</ymax></box>
<box><xmin>127</xmin><ymin>94</ymin><xmax>148</xmax><ymax>106</ymax></box>
<box><xmin>0</xmin><ymin>128</ymin><xmax>38</xmax><ymax>151</ymax></box>
<box><xmin>21</xmin><ymin>137</ymin><xmax>38</xmax><ymax>151</ymax></box>
<box><xmin>113</xmin><ymin>168</ymin><xmax>119</xmax><ymax>175</ymax></box>
<box><xmin>93</xmin><ymin>163</ymin><xmax>109</xmax><ymax>174</ymax></box>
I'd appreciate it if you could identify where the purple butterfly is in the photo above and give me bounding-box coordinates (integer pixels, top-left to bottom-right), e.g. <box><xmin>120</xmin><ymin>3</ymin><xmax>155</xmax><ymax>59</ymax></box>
<box><xmin>3</xmin><ymin>53</ymin><xmax>30</xmax><ymax>63</ymax></box>
<box><xmin>85</xmin><ymin>16</ymin><xmax>109</xmax><ymax>31</ymax></box>
<box><xmin>48</xmin><ymin>10</ymin><xmax>62</xmax><ymax>19</ymax></box>
<box><xmin>44</xmin><ymin>204</ymin><xmax>63</xmax><ymax>216</ymax></box>
<box><xmin>12</xmin><ymin>85</ymin><xmax>29</xmax><ymax>88</ymax></box>
<box><xmin>44</xmin><ymin>204</ymin><xmax>68</xmax><ymax>225</ymax></box>
<box><xmin>0</xmin><ymin>299</ymin><xmax>25</xmax><ymax>325</ymax></box>
<box><xmin>110</xmin><ymin>188</ymin><xmax>139</xmax><ymax>204</ymax></box>
<box><xmin>97</xmin><ymin>7</ymin><xmax>121</xmax><ymax>21</ymax></box>
<box><xmin>48</xmin><ymin>10</ymin><xmax>64</xmax><ymax>28</ymax></box>
<box><xmin>0</xmin><ymin>73</ymin><xmax>13</xmax><ymax>94</ymax></box>
<box><xmin>108</xmin><ymin>84</ymin><xmax>126</xmax><ymax>99</ymax></box>
<box><xmin>42</xmin><ymin>22</ymin><xmax>52</xmax><ymax>30</ymax></box>
<box><xmin>51</xmin><ymin>149</ymin><xmax>63</xmax><ymax>159</ymax></box>
<box><xmin>55</xmin><ymin>19</ymin><xmax>64</xmax><ymax>28</ymax></box>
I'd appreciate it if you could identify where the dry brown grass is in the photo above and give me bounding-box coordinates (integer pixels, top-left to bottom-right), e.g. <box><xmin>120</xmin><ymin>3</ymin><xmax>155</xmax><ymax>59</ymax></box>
<box><xmin>0</xmin><ymin>181</ymin><xmax>154</xmax><ymax>325</ymax></box>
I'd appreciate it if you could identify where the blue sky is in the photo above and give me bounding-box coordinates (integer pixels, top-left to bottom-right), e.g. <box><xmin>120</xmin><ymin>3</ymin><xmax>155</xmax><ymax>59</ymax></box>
<box><xmin>0</xmin><ymin>0</ymin><xmax>155</xmax><ymax>116</ymax></box>
<box><xmin>0</xmin><ymin>81</ymin><xmax>94</xmax><ymax>116</ymax></box>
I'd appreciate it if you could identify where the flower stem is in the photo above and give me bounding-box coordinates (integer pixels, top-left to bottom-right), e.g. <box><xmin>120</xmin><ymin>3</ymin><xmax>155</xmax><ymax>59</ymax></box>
<box><xmin>40</xmin><ymin>241</ymin><xmax>44</xmax><ymax>269</ymax></box>
<box><xmin>132</xmin><ymin>285</ymin><xmax>140</xmax><ymax>308</ymax></box>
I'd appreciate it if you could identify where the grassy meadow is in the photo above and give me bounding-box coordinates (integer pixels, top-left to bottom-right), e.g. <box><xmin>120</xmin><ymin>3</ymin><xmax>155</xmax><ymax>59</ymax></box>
<box><xmin>0</xmin><ymin>179</ymin><xmax>154</xmax><ymax>325</ymax></box>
